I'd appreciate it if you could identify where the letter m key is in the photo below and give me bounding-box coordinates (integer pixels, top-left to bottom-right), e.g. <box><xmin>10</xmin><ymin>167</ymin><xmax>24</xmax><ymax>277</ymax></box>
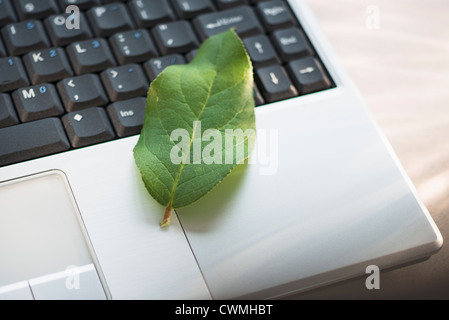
<box><xmin>22</xmin><ymin>88</ymin><xmax>36</xmax><ymax>99</ymax></box>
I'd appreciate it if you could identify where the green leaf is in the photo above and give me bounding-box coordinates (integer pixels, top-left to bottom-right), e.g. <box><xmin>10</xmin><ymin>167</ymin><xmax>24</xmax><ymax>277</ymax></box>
<box><xmin>133</xmin><ymin>29</ymin><xmax>256</xmax><ymax>227</ymax></box>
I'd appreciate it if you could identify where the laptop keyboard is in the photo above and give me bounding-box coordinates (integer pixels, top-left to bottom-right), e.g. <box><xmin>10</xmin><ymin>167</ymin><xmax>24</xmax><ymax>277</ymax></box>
<box><xmin>0</xmin><ymin>0</ymin><xmax>334</xmax><ymax>167</ymax></box>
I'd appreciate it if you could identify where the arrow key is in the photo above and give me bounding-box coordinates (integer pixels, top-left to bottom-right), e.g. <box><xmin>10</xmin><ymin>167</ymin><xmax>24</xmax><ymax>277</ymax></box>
<box><xmin>287</xmin><ymin>57</ymin><xmax>332</xmax><ymax>94</ymax></box>
<box><xmin>57</xmin><ymin>74</ymin><xmax>109</xmax><ymax>112</ymax></box>
<box><xmin>243</xmin><ymin>34</ymin><xmax>280</xmax><ymax>68</ymax></box>
<box><xmin>255</xmin><ymin>64</ymin><xmax>297</xmax><ymax>103</ymax></box>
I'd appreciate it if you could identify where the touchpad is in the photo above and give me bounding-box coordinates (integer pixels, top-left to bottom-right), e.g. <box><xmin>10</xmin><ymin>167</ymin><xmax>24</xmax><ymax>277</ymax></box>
<box><xmin>0</xmin><ymin>170</ymin><xmax>108</xmax><ymax>300</ymax></box>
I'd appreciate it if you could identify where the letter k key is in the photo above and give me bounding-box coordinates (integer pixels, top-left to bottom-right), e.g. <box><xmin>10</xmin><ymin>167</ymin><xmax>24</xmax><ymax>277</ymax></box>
<box><xmin>23</xmin><ymin>48</ymin><xmax>73</xmax><ymax>84</ymax></box>
<box><xmin>32</xmin><ymin>51</ymin><xmax>44</xmax><ymax>62</ymax></box>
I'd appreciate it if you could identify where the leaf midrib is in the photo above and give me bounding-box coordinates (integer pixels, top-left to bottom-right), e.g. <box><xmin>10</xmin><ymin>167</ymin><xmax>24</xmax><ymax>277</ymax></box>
<box><xmin>165</xmin><ymin>36</ymin><xmax>231</xmax><ymax>207</ymax></box>
<box><xmin>168</xmin><ymin>75</ymin><xmax>219</xmax><ymax>207</ymax></box>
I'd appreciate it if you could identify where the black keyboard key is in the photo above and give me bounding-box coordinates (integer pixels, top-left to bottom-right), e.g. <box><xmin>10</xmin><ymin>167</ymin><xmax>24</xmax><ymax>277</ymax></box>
<box><xmin>243</xmin><ymin>34</ymin><xmax>280</xmax><ymax>67</ymax></box>
<box><xmin>107</xmin><ymin>97</ymin><xmax>146</xmax><ymax>137</ymax></box>
<box><xmin>143</xmin><ymin>54</ymin><xmax>186</xmax><ymax>81</ymax></box>
<box><xmin>171</xmin><ymin>0</ymin><xmax>216</xmax><ymax>20</ymax></box>
<box><xmin>0</xmin><ymin>0</ymin><xmax>17</xmax><ymax>27</ymax></box>
<box><xmin>23</xmin><ymin>48</ymin><xmax>73</xmax><ymax>85</ymax></box>
<box><xmin>0</xmin><ymin>118</ymin><xmax>70</xmax><ymax>167</ymax></box>
<box><xmin>13</xmin><ymin>0</ymin><xmax>60</xmax><ymax>21</ymax></box>
<box><xmin>213</xmin><ymin>0</ymin><xmax>248</xmax><ymax>9</ymax></box>
<box><xmin>101</xmin><ymin>64</ymin><xmax>149</xmax><ymax>102</ymax></box>
<box><xmin>0</xmin><ymin>57</ymin><xmax>30</xmax><ymax>93</ymax></box>
<box><xmin>255</xmin><ymin>64</ymin><xmax>297</xmax><ymax>103</ymax></box>
<box><xmin>57</xmin><ymin>74</ymin><xmax>109</xmax><ymax>112</ymax></box>
<box><xmin>58</xmin><ymin>0</ymin><xmax>101</xmax><ymax>11</ymax></box>
<box><xmin>128</xmin><ymin>0</ymin><xmax>176</xmax><ymax>28</ymax></box>
<box><xmin>110</xmin><ymin>29</ymin><xmax>159</xmax><ymax>65</ymax></box>
<box><xmin>193</xmin><ymin>6</ymin><xmax>264</xmax><ymax>41</ymax></box>
<box><xmin>271</xmin><ymin>27</ymin><xmax>313</xmax><ymax>61</ymax></box>
<box><xmin>87</xmin><ymin>3</ymin><xmax>135</xmax><ymax>38</ymax></box>
<box><xmin>287</xmin><ymin>57</ymin><xmax>332</xmax><ymax>94</ymax></box>
<box><xmin>152</xmin><ymin>21</ymin><xmax>199</xmax><ymax>55</ymax></box>
<box><xmin>12</xmin><ymin>83</ymin><xmax>64</xmax><ymax>122</ymax></box>
<box><xmin>1</xmin><ymin>20</ymin><xmax>50</xmax><ymax>56</ymax></box>
<box><xmin>185</xmin><ymin>49</ymin><xmax>198</xmax><ymax>62</ymax></box>
<box><xmin>0</xmin><ymin>38</ymin><xmax>6</xmax><ymax>58</ymax></box>
<box><xmin>44</xmin><ymin>12</ymin><xmax>93</xmax><ymax>47</ymax></box>
<box><xmin>67</xmin><ymin>38</ymin><xmax>116</xmax><ymax>75</ymax></box>
<box><xmin>0</xmin><ymin>93</ymin><xmax>18</xmax><ymax>128</ymax></box>
<box><xmin>256</xmin><ymin>0</ymin><xmax>296</xmax><ymax>31</ymax></box>
<box><xmin>62</xmin><ymin>107</ymin><xmax>115</xmax><ymax>148</ymax></box>
<box><xmin>253</xmin><ymin>85</ymin><xmax>264</xmax><ymax>106</ymax></box>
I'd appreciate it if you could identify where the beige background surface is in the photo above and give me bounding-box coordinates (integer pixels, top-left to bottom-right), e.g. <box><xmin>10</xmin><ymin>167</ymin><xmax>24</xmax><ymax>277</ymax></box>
<box><xmin>288</xmin><ymin>0</ymin><xmax>449</xmax><ymax>299</ymax></box>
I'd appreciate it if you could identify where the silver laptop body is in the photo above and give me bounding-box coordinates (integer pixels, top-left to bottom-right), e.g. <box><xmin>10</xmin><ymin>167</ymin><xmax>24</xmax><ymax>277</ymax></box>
<box><xmin>0</xmin><ymin>0</ymin><xmax>442</xmax><ymax>300</ymax></box>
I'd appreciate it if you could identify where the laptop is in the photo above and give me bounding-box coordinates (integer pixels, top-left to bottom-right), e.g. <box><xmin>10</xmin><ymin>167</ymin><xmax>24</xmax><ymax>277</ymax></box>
<box><xmin>0</xmin><ymin>0</ymin><xmax>442</xmax><ymax>300</ymax></box>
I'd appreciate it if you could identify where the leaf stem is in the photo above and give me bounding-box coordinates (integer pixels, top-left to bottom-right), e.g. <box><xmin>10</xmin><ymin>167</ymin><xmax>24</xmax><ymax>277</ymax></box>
<box><xmin>160</xmin><ymin>204</ymin><xmax>172</xmax><ymax>228</ymax></box>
